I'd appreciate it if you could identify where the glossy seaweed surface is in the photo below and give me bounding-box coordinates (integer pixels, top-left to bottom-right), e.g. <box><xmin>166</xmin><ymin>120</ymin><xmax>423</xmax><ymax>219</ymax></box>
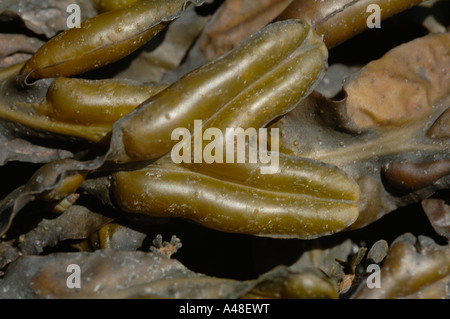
<box><xmin>0</xmin><ymin>0</ymin><xmax>448</xmax><ymax>299</ymax></box>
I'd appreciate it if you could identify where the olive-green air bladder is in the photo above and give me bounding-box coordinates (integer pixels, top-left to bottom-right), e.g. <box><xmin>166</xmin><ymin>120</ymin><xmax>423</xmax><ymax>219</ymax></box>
<box><xmin>110</xmin><ymin>20</ymin><xmax>361</xmax><ymax>239</ymax></box>
<box><xmin>20</xmin><ymin>0</ymin><xmax>205</xmax><ymax>81</ymax></box>
<box><xmin>7</xmin><ymin>13</ymin><xmax>361</xmax><ymax>239</ymax></box>
<box><xmin>36</xmin><ymin>78</ymin><xmax>168</xmax><ymax>127</ymax></box>
<box><xmin>0</xmin><ymin>0</ymin><xmax>202</xmax><ymax>145</ymax></box>
<box><xmin>112</xmin><ymin>19</ymin><xmax>327</xmax><ymax>162</ymax></box>
<box><xmin>93</xmin><ymin>0</ymin><xmax>140</xmax><ymax>12</ymax></box>
<box><xmin>0</xmin><ymin>76</ymin><xmax>167</xmax><ymax>142</ymax></box>
<box><xmin>112</xmin><ymin>163</ymin><xmax>360</xmax><ymax>239</ymax></box>
<box><xmin>278</xmin><ymin>0</ymin><xmax>427</xmax><ymax>49</ymax></box>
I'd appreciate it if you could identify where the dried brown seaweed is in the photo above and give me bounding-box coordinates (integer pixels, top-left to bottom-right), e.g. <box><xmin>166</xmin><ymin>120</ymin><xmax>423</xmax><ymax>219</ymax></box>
<box><xmin>0</xmin><ymin>248</ymin><xmax>338</xmax><ymax>299</ymax></box>
<box><xmin>353</xmin><ymin>233</ymin><xmax>450</xmax><ymax>299</ymax></box>
<box><xmin>270</xmin><ymin>31</ymin><xmax>450</xmax><ymax>230</ymax></box>
<box><xmin>0</xmin><ymin>0</ymin><xmax>98</xmax><ymax>38</ymax></box>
